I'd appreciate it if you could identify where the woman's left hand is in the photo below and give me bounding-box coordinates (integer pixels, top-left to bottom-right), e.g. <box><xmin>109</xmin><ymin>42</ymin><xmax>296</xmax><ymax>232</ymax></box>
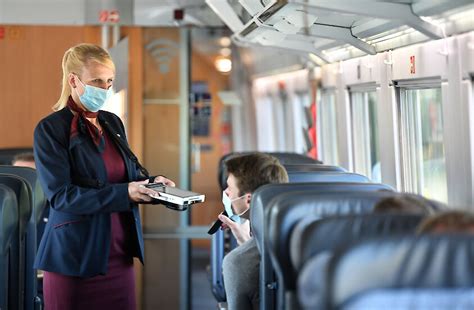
<box><xmin>154</xmin><ymin>175</ymin><xmax>176</xmax><ymax>187</ymax></box>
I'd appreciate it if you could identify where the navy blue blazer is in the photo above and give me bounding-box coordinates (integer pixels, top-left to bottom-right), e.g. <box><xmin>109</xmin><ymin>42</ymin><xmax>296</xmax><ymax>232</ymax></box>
<box><xmin>33</xmin><ymin>107</ymin><xmax>145</xmax><ymax>277</ymax></box>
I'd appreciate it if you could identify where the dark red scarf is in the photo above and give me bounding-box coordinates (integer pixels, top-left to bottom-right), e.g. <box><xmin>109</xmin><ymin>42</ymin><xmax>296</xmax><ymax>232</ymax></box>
<box><xmin>67</xmin><ymin>96</ymin><xmax>104</xmax><ymax>151</ymax></box>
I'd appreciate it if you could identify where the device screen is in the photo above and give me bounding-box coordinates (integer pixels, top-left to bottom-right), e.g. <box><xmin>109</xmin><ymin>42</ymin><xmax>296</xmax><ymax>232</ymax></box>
<box><xmin>146</xmin><ymin>183</ymin><xmax>199</xmax><ymax>198</ymax></box>
<box><xmin>164</xmin><ymin>187</ymin><xmax>199</xmax><ymax>198</ymax></box>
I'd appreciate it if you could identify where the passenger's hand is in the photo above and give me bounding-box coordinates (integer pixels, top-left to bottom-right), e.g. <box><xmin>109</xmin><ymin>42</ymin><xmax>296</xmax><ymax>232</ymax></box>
<box><xmin>128</xmin><ymin>180</ymin><xmax>156</xmax><ymax>203</ymax></box>
<box><xmin>218</xmin><ymin>213</ymin><xmax>251</xmax><ymax>245</ymax></box>
<box><xmin>154</xmin><ymin>175</ymin><xmax>176</xmax><ymax>187</ymax></box>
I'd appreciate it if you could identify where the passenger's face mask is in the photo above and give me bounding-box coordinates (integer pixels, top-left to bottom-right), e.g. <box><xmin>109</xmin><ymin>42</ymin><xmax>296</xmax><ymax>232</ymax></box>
<box><xmin>222</xmin><ymin>191</ymin><xmax>246</xmax><ymax>223</ymax></box>
<box><xmin>75</xmin><ymin>76</ymin><xmax>113</xmax><ymax>112</ymax></box>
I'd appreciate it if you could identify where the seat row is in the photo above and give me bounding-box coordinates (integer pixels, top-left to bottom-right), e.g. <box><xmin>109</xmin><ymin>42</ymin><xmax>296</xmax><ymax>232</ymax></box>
<box><xmin>209</xmin><ymin>152</ymin><xmax>470</xmax><ymax>310</ymax></box>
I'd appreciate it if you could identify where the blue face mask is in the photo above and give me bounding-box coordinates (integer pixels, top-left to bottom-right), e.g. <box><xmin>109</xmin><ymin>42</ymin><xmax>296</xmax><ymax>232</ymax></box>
<box><xmin>76</xmin><ymin>77</ymin><xmax>113</xmax><ymax>112</ymax></box>
<box><xmin>222</xmin><ymin>191</ymin><xmax>246</xmax><ymax>223</ymax></box>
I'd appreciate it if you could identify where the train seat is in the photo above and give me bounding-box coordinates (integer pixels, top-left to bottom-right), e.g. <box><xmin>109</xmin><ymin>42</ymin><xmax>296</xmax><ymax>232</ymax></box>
<box><xmin>251</xmin><ymin>182</ymin><xmax>392</xmax><ymax>310</ymax></box>
<box><xmin>266</xmin><ymin>190</ymin><xmax>405</xmax><ymax>310</ymax></box>
<box><xmin>289</xmin><ymin>213</ymin><xmax>425</xmax><ymax>309</ymax></box>
<box><xmin>0</xmin><ymin>166</ymin><xmax>47</xmax><ymax>310</ymax></box>
<box><xmin>0</xmin><ymin>185</ymin><xmax>18</xmax><ymax>310</ymax></box>
<box><xmin>0</xmin><ymin>174</ymin><xmax>33</xmax><ymax>310</ymax></box>
<box><xmin>298</xmin><ymin>235</ymin><xmax>474</xmax><ymax>310</ymax></box>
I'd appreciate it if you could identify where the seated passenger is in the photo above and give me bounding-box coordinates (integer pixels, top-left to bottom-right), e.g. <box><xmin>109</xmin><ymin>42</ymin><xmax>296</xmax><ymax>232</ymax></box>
<box><xmin>417</xmin><ymin>210</ymin><xmax>474</xmax><ymax>234</ymax></box>
<box><xmin>219</xmin><ymin>153</ymin><xmax>288</xmax><ymax>310</ymax></box>
<box><xmin>12</xmin><ymin>152</ymin><xmax>36</xmax><ymax>169</ymax></box>
<box><xmin>373</xmin><ymin>194</ymin><xmax>436</xmax><ymax>215</ymax></box>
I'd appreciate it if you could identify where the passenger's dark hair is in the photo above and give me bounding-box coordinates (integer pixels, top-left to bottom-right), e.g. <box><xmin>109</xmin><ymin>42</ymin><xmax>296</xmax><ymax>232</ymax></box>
<box><xmin>417</xmin><ymin>210</ymin><xmax>474</xmax><ymax>234</ymax></box>
<box><xmin>373</xmin><ymin>194</ymin><xmax>436</xmax><ymax>215</ymax></box>
<box><xmin>12</xmin><ymin>152</ymin><xmax>35</xmax><ymax>164</ymax></box>
<box><xmin>225</xmin><ymin>153</ymin><xmax>289</xmax><ymax>195</ymax></box>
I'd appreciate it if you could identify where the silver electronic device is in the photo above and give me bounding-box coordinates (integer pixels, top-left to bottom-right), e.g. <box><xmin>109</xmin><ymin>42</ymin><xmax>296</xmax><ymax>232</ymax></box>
<box><xmin>145</xmin><ymin>183</ymin><xmax>205</xmax><ymax>211</ymax></box>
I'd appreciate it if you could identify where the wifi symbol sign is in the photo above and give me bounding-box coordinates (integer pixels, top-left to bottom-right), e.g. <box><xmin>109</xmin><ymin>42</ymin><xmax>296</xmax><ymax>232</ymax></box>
<box><xmin>146</xmin><ymin>39</ymin><xmax>180</xmax><ymax>74</ymax></box>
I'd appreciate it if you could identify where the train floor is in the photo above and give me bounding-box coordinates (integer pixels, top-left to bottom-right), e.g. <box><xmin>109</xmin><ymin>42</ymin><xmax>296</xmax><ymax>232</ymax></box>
<box><xmin>191</xmin><ymin>246</ymin><xmax>216</xmax><ymax>310</ymax></box>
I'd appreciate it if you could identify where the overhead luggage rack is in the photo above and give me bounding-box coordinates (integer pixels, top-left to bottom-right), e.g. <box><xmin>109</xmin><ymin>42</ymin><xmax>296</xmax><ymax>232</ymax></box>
<box><xmin>207</xmin><ymin>0</ymin><xmax>474</xmax><ymax>63</ymax></box>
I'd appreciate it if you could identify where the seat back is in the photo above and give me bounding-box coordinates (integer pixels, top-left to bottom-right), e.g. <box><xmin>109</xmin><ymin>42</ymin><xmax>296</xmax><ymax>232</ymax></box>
<box><xmin>287</xmin><ymin>171</ymin><xmax>369</xmax><ymax>183</ymax></box>
<box><xmin>0</xmin><ymin>174</ymin><xmax>32</xmax><ymax>310</ymax></box>
<box><xmin>267</xmin><ymin>190</ymin><xmax>404</xmax><ymax>309</ymax></box>
<box><xmin>283</xmin><ymin>164</ymin><xmax>345</xmax><ymax>173</ymax></box>
<box><xmin>298</xmin><ymin>235</ymin><xmax>474</xmax><ymax>310</ymax></box>
<box><xmin>251</xmin><ymin>182</ymin><xmax>392</xmax><ymax>310</ymax></box>
<box><xmin>0</xmin><ymin>167</ymin><xmax>46</xmax><ymax>310</ymax></box>
<box><xmin>0</xmin><ymin>185</ymin><xmax>18</xmax><ymax>310</ymax></box>
<box><xmin>289</xmin><ymin>213</ymin><xmax>425</xmax><ymax>309</ymax></box>
<box><xmin>290</xmin><ymin>213</ymin><xmax>424</xmax><ymax>274</ymax></box>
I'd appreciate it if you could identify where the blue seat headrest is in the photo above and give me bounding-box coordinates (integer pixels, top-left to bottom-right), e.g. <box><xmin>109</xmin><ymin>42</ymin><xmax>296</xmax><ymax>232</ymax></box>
<box><xmin>290</xmin><ymin>213</ymin><xmax>425</xmax><ymax>275</ymax></box>
<box><xmin>287</xmin><ymin>171</ymin><xmax>369</xmax><ymax>183</ymax></box>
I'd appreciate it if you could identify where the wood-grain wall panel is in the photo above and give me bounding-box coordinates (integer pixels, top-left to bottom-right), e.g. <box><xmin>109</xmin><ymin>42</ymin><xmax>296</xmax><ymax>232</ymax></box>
<box><xmin>0</xmin><ymin>25</ymin><xmax>100</xmax><ymax>148</ymax></box>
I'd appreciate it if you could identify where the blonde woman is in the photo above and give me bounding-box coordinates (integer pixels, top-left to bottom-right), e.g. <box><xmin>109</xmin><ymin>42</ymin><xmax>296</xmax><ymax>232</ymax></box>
<box><xmin>33</xmin><ymin>43</ymin><xmax>175</xmax><ymax>309</ymax></box>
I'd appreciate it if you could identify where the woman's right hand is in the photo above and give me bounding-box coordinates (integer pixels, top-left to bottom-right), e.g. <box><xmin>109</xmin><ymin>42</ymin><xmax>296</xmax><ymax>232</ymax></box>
<box><xmin>128</xmin><ymin>180</ymin><xmax>157</xmax><ymax>203</ymax></box>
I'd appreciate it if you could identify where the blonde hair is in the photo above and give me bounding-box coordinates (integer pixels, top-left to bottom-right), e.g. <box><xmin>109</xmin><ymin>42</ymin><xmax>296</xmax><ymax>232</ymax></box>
<box><xmin>53</xmin><ymin>43</ymin><xmax>115</xmax><ymax>111</ymax></box>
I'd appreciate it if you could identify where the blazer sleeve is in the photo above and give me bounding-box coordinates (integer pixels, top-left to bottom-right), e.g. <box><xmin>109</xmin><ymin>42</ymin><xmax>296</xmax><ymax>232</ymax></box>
<box><xmin>33</xmin><ymin>117</ymin><xmax>131</xmax><ymax>215</ymax></box>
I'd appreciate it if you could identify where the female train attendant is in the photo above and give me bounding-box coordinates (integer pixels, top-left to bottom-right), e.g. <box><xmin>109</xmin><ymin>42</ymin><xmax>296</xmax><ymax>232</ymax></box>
<box><xmin>33</xmin><ymin>43</ymin><xmax>175</xmax><ymax>309</ymax></box>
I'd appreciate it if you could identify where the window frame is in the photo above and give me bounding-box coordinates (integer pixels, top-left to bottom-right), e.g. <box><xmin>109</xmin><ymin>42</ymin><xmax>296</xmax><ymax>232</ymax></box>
<box><xmin>318</xmin><ymin>88</ymin><xmax>339</xmax><ymax>165</ymax></box>
<box><xmin>396</xmin><ymin>80</ymin><xmax>447</xmax><ymax>202</ymax></box>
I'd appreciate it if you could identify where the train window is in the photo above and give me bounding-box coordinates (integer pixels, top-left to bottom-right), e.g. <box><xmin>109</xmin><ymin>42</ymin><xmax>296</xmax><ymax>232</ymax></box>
<box><xmin>350</xmin><ymin>91</ymin><xmax>380</xmax><ymax>181</ymax></box>
<box><xmin>317</xmin><ymin>90</ymin><xmax>339</xmax><ymax>165</ymax></box>
<box><xmin>399</xmin><ymin>87</ymin><xmax>447</xmax><ymax>202</ymax></box>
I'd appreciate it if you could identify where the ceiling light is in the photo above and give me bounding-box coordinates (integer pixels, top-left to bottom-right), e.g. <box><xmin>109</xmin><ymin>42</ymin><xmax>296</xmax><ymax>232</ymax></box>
<box><xmin>308</xmin><ymin>53</ymin><xmax>325</xmax><ymax>66</ymax></box>
<box><xmin>219</xmin><ymin>36</ymin><xmax>232</xmax><ymax>47</ymax></box>
<box><xmin>215</xmin><ymin>57</ymin><xmax>232</xmax><ymax>73</ymax></box>
<box><xmin>220</xmin><ymin>47</ymin><xmax>232</xmax><ymax>57</ymax></box>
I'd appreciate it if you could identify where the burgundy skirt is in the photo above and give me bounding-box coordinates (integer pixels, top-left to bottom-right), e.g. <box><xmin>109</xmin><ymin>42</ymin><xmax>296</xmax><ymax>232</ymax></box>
<box><xmin>43</xmin><ymin>213</ymin><xmax>136</xmax><ymax>310</ymax></box>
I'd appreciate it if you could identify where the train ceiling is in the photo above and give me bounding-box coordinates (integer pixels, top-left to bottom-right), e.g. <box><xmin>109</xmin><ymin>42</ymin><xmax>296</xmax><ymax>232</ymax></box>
<box><xmin>1</xmin><ymin>0</ymin><xmax>473</xmax><ymax>64</ymax></box>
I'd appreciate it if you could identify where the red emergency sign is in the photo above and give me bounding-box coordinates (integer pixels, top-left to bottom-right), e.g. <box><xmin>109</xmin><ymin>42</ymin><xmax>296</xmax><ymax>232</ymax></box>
<box><xmin>410</xmin><ymin>55</ymin><xmax>416</xmax><ymax>74</ymax></box>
